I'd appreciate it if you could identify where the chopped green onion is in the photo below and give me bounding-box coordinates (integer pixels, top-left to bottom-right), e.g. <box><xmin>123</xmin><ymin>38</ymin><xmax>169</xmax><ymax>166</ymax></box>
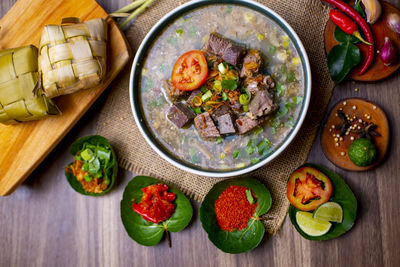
<box><xmin>246</xmin><ymin>189</ymin><xmax>255</xmax><ymax>204</ymax></box>
<box><xmin>216</xmin><ymin>137</ymin><xmax>223</xmax><ymax>144</ymax></box>
<box><xmin>276</xmin><ymin>82</ymin><xmax>285</xmax><ymax>97</ymax></box>
<box><xmin>81</xmin><ymin>148</ymin><xmax>94</xmax><ymax>161</ymax></box>
<box><xmin>257</xmin><ymin>33</ymin><xmax>264</xmax><ymax>41</ymax></box>
<box><xmin>257</xmin><ymin>138</ymin><xmax>271</xmax><ymax>155</ymax></box>
<box><xmin>239</xmin><ymin>94</ymin><xmax>250</xmax><ymax>105</ymax></box>
<box><xmin>193</xmin><ymin>107</ymin><xmax>202</xmax><ymax>114</ymax></box>
<box><xmin>189</xmin><ymin>147</ymin><xmax>199</xmax><ymax>164</ymax></box>
<box><xmin>226</xmin><ymin>6</ymin><xmax>232</xmax><ymax>13</ymax></box>
<box><xmin>250</xmin><ymin>158</ymin><xmax>260</xmax><ymax>164</ymax></box>
<box><xmin>218</xmin><ymin>62</ymin><xmax>228</xmax><ymax>74</ymax></box>
<box><xmin>213</xmin><ymin>80</ymin><xmax>222</xmax><ymax>91</ymax></box>
<box><xmin>201</xmin><ymin>90</ymin><xmax>213</xmax><ymax>102</ymax></box>
<box><xmin>287</xmin><ymin>72</ymin><xmax>296</xmax><ymax>82</ymax></box>
<box><xmin>253</xmin><ymin>126</ymin><xmax>263</xmax><ymax>136</ymax></box>
<box><xmin>176</xmin><ymin>29</ymin><xmax>184</xmax><ymax>36</ymax></box>
<box><xmin>167</xmin><ymin>36</ymin><xmax>177</xmax><ymax>45</ymax></box>
<box><xmin>188</xmin><ymin>26</ymin><xmax>197</xmax><ymax>38</ymax></box>
<box><xmin>233</xmin><ymin>150</ymin><xmax>240</xmax><ymax>159</ymax></box>
<box><xmin>200</xmin><ymin>86</ymin><xmax>208</xmax><ymax>93</ymax></box>
<box><xmin>222</xmin><ymin>92</ymin><xmax>229</xmax><ymax>101</ymax></box>
<box><xmin>269</xmin><ymin>45</ymin><xmax>276</xmax><ymax>54</ymax></box>
<box><xmin>219</xmin><ymin>153</ymin><xmax>226</xmax><ymax>159</ymax></box>
<box><xmin>82</xmin><ymin>163</ymin><xmax>89</xmax><ymax>171</ymax></box>
<box><xmin>84</xmin><ymin>175</ymin><xmax>92</xmax><ymax>182</ymax></box>
<box><xmin>243</xmin><ymin>105</ymin><xmax>249</xmax><ymax>112</ymax></box>
<box><xmin>246</xmin><ymin>146</ymin><xmax>254</xmax><ymax>155</ymax></box>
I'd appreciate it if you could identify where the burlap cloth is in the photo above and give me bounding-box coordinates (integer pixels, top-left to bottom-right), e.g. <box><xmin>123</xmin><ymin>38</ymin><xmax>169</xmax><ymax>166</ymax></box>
<box><xmin>96</xmin><ymin>0</ymin><xmax>334</xmax><ymax>234</ymax></box>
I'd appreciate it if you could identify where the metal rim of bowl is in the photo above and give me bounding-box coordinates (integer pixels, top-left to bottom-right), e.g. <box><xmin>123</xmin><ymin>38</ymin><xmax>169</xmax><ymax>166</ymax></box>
<box><xmin>129</xmin><ymin>0</ymin><xmax>312</xmax><ymax>178</ymax></box>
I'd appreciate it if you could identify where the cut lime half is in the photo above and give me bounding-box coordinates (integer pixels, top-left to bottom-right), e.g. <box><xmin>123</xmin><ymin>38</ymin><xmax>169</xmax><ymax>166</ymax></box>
<box><xmin>313</xmin><ymin>202</ymin><xmax>343</xmax><ymax>223</ymax></box>
<box><xmin>296</xmin><ymin>211</ymin><xmax>332</xmax><ymax>237</ymax></box>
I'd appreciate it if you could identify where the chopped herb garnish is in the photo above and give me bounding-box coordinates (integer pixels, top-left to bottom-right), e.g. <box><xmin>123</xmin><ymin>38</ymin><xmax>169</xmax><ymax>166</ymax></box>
<box><xmin>222</xmin><ymin>92</ymin><xmax>229</xmax><ymax>101</ymax></box>
<box><xmin>216</xmin><ymin>137</ymin><xmax>223</xmax><ymax>144</ymax></box>
<box><xmin>269</xmin><ymin>45</ymin><xmax>276</xmax><ymax>54</ymax></box>
<box><xmin>226</xmin><ymin>6</ymin><xmax>233</xmax><ymax>13</ymax></box>
<box><xmin>176</xmin><ymin>29</ymin><xmax>184</xmax><ymax>36</ymax></box>
<box><xmin>257</xmin><ymin>138</ymin><xmax>271</xmax><ymax>155</ymax></box>
<box><xmin>233</xmin><ymin>150</ymin><xmax>240</xmax><ymax>159</ymax></box>
<box><xmin>188</xmin><ymin>26</ymin><xmax>197</xmax><ymax>38</ymax></box>
<box><xmin>285</xmin><ymin>116</ymin><xmax>295</xmax><ymax>128</ymax></box>
<box><xmin>221</xmin><ymin>79</ymin><xmax>238</xmax><ymax>91</ymax></box>
<box><xmin>287</xmin><ymin>72</ymin><xmax>296</xmax><ymax>82</ymax></box>
<box><xmin>167</xmin><ymin>36</ymin><xmax>177</xmax><ymax>45</ymax></box>
<box><xmin>292</xmin><ymin>96</ymin><xmax>304</xmax><ymax>104</ymax></box>
<box><xmin>201</xmin><ymin>90</ymin><xmax>213</xmax><ymax>102</ymax></box>
<box><xmin>189</xmin><ymin>147</ymin><xmax>199</xmax><ymax>164</ymax></box>
<box><xmin>253</xmin><ymin>126</ymin><xmax>263</xmax><ymax>136</ymax></box>
<box><xmin>219</xmin><ymin>153</ymin><xmax>226</xmax><ymax>160</ymax></box>
<box><xmin>142</xmin><ymin>78</ymin><xmax>154</xmax><ymax>92</ymax></box>
<box><xmin>200</xmin><ymin>86</ymin><xmax>208</xmax><ymax>93</ymax></box>
<box><xmin>159</xmin><ymin>65</ymin><xmax>168</xmax><ymax>73</ymax></box>
<box><xmin>250</xmin><ymin>158</ymin><xmax>260</xmax><ymax>164</ymax></box>
<box><xmin>192</xmin><ymin>107</ymin><xmax>202</xmax><ymax>114</ymax></box>
<box><xmin>276</xmin><ymin>82</ymin><xmax>285</xmax><ymax>97</ymax></box>
<box><xmin>246</xmin><ymin>189</ymin><xmax>255</xmax><ymax>204</ymax></box>
<box><xmin>246</xmin><ymin>146</ymin><xmax>255</xmax><ymax>155</ymax></box>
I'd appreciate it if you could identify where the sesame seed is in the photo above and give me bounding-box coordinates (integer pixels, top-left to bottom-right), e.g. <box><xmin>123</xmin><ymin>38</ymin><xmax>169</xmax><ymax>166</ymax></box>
<box><xmin>357</xmin><ymin>126</ymin><xmax>361</xmax><ymax>129</ymax></box>
<box><xmin>336</xmin><ymin>134</ymin><xmax>340</xmax><ymax>138</ymax></box>
<box><xmin>353</xmin><ymin>116</ymin><xmax>356</xmax><ymax>119</ymax></box>
<box><xmin>358</xmin><ymin>119</ymin><xmax>362</xmax><ymax>123</ymax></box>
<box><xmin>335</xmin><ymin>143</ymin><xmax>340</xmax><ymax>147</ymax></box>
<box><xmin>329</xmin><ymin>129</ymin><xmax>332</xmax><ymax>132</ymax></box>
<box><xmin>339</xmin><ymin>108</ymin><xmax>343</xmax><ymax>111</ymax></box>
<box><xmin>367</xmin><ymin>115</ymin><xmax>371</xmax><ymax>120</ymax></box>
<box><xmin>350</xmin><ymin>136</ymin><xmax>355</xmax><ymax>140</ymax></box>
<box><xmin>331</xmin><ymin>125</ymin><xmax>335</xmax><ymax>129</ymax></box>
<box><xmin>343</xmin><ymin>101</ymin><xmax>347</xmax><ymax>105</ymax></box>
<box><xmin>340</xmin><ymin>152</ymin><xmax>346</xmax><ymax>156</ymax></box>
<box><xmin>352</xmin><ymin>105</ymin><xmax>357</xmax><ymax>110</ymax></box>
<box><xmin>332</xmin><ymin>134</ymin><xmax>336</xmax><ymax>137</ymax></box>
<box><xmin>334</xmin><ymin>138</ymin><xmax>339</xmax><ymax>142</ymax></box>
<box><xmin>373</xmin><ymin>105</ymin><xmax>377</xmax><ymax>110</ymax></box>
<box><xmin>354</xmin><ymin>88</ymin><xmax>359</xmax><ymax>92</ymax></box>
<box><xmin>339</xmin><ymin>137</ymin><xmax>343</xmax><ymax>141</ymax></box>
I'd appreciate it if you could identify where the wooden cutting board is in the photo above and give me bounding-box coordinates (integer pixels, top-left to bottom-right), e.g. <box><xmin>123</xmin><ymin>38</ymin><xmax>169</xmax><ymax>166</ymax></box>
<box><xmin>0</xmin><ymin>0</ymin><xmax>131</xmax><ymax>196</ymax></box>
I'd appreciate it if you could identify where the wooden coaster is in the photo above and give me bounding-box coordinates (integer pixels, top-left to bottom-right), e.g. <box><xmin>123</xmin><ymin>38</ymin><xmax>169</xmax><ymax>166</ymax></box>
<box><xmin>325</xmin><ymin>1</ymin><xmax>400</xmax><ymax>82</ymax></box>
<box><xmin>321</xmin><ymin>98</ymin><xmax>389</xmax><ymax>171</ymax></box>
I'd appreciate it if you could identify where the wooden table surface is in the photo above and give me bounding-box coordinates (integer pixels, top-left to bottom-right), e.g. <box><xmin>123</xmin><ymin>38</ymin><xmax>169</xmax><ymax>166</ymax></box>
<box><xmin>1</xmin><ymin>0</ymin><xmax>399</xmax><ymax>266</ymax></box>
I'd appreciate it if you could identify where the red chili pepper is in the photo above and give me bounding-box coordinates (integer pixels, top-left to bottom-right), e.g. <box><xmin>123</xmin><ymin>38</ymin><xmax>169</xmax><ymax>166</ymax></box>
<box><xmin>322</xmin><ymin>0</ymin><xmax>375</xmax><ymax>75</ymax></box>
<box><xmin>132</xmin><ymin>183</ymin><xmax>176</xmax><ymax>224</ymax></box>
<box><xmin>329</xmin><ymin>9</ymin><xmax>371</xmax><ymax>45</ymax></box>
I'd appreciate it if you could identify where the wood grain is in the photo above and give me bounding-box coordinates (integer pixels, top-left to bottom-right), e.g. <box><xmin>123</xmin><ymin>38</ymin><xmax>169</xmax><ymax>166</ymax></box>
<box><xmin>0</xmin><ymin>0</ymin><xmax>399</xmax><ymax>267</ymax></box>
<box><xmin>0</xmin><ymin>0</ymin><xmax>131</xmax><ymax>196</ymax></box>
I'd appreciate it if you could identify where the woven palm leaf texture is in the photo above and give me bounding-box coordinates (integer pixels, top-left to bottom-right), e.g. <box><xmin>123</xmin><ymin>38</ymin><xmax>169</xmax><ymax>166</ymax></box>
<box><xmin>0</xmin><ymin>45</ymin><xmax>59</xmax><ymax>125</ymax></box>
<box><xmin>39</xmin><ymin>17</ymin><xmax>107</xmax><ymax>98</ymax></box>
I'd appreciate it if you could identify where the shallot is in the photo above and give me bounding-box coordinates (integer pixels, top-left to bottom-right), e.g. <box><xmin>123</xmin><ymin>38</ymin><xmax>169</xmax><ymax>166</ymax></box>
<box><xmin>387</xmin><ymin>13</ymin><xmax>400</xmax><ymax>36</ymax></box>
<box><xmin>379</xmin><ymin>37</ymin><xmax>398</xmax><ymax>66</ymax></box>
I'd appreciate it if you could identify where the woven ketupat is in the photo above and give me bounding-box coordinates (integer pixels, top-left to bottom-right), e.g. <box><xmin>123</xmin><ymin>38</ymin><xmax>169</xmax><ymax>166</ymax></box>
<box><xmin>0</xmin><ymin>45</ymin><xmax>59</xmax><ymax>125</ymax></box>
<box><xmin>39</xmin><ymin>18</ymin><xmax>107</xmax><ymax>98</ymax></box>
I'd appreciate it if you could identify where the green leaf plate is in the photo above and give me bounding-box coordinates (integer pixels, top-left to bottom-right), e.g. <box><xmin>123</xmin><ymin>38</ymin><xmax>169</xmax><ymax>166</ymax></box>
<box><xmin>288</xmin><ymin>164</ymin><xmax>357</xmax><ymax>241</ymax></box>
<box><xmin>65</xmin><ymin>135</ymin><xmax>118</xmax><ymax>196</ymax></box>
<box><xmin>120</xmin><ymin>176</ymin><xmax>193</xmax><ymax>246</ymax></box>
<box><xmin>199</xmin><ymin>177</ymin><xmax>272</xmax><ymax>254</ymax></box>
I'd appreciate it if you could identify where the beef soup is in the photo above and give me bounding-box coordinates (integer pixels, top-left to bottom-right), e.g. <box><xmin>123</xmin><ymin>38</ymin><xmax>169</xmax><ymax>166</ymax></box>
<box><xmin>140</xmin><ymin>5</ymin><xmax>305</xmax><ymax>171</ymax></box>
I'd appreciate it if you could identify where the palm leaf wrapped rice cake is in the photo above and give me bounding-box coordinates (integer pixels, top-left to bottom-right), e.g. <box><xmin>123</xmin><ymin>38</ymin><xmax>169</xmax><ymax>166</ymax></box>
<box><xmin>39</xmin><ymin>18</ymin><xmax>107</xmax><ymax>98</ymax></box>
<box><xmin>0</xmin><ymin>45</ymin><xmax>59</xmax><ymax>125</ymax></box>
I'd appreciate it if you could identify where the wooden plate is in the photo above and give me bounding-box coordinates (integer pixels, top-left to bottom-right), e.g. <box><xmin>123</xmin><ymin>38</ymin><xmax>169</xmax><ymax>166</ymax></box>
<box><xmin>325</xmin><ymin>1</ymin><xmax>400</xmax><ymax>82</ymax></box>
<box><xmin>0</xmin><ymin>0</ymin><xmax>131</xmax><ymax>196</ymax></box>
<box><xmin>321</xmin><ymin>98</ymin><xmax>389</xmax><ymax>171</ymax></box>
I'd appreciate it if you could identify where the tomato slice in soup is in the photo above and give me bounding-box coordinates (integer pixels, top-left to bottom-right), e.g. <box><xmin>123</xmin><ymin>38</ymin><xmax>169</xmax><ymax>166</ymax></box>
<box><xmin>286</xmin><ymin>166</ymin><xmax>333</xmax><ymax>211</ymax></box>
<box><xmin>171</xmin><ymin>50</ymin><xmax>208</xmax><ymax>91</ymax></box>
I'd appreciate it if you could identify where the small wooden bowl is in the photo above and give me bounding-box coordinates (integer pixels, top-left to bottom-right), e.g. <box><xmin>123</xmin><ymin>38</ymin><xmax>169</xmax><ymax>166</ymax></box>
<box><xmin>325</xmin><ymin>1</ymin><xmax>400</xmax><ymax>82</ymax></box>
<box><xmin>321</xmin><ymin>98</ymin><xmax>389</xmax><ymax>171</ymax></box>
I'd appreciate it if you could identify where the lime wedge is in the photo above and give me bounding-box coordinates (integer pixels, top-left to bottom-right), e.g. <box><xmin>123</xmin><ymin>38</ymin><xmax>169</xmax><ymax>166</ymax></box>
<box><xmin>296</xmin><ymin>211</ymin><xmax>332</xmax><ymax>236</ymax></box>
<box><xmin>313</xmin><ymin>202</ymin><xmax>343</xmax><ymax>223</ymax></box>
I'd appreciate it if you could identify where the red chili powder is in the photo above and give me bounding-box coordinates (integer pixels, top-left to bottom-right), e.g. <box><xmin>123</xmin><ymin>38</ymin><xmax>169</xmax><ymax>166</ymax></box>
<box><xmin>214</xmin><ymin>185</ymin><xmax>257</xmax><ymax>232</ymax></box>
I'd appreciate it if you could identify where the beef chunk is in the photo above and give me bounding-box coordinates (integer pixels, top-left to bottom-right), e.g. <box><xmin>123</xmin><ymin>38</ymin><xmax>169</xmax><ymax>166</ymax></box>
<box><xmin>249</xmin><ymin>90</ymin><xmax>278</xmax><ymax>118</ymax></box>
<box><xmin>163</xmin><ymin>80</ymin><xmax>188</xmax><ymax>102</ymax></box>
<box><xmin>204</xmin><ymin>33</ymin><xmax>246</xmax><ymax>67</ymax></box>
<box><xmin>187</xmin><ymin>89</ymin><xmax>202</xmax><ymax>106</ymax></box>
<box><xmin>217</xmin><ymin>113</ymin><xmax>236</xmax><ymax>135</ymax></box>
<box><xmin>194</xmin><ymin>112</ymin><xmax>220</xmax><ymax>138</ymax></box>
<box><xmin>210</xmin><ymin>105</ymin><xmax>230</xmax><ymax>121</ymax></box>
<box><xmin>240</xmin><ymin>49</ymin><xmax>263</xmax><ymax>78</ymax></box>
<box><xmin>167</xmin><ymin>103</ymin><xmax>195</xmax><ymax>128</ymax></box>
<box><xmin>235</xmin><ymin>115</ymin><xmax>262</xmax><ymax>134</ymax></box>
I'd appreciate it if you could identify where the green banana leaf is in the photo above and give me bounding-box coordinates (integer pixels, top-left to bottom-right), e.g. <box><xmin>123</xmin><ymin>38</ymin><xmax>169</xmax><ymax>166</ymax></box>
<box><xmin>0</xmin><ymin>45</ymin><xmax>59</xmax><ymax>125</ymax></box>
<box><xmin>200</xmin><ymin>177</ymin><xmax>272</xmax><ymax>254</ymax></box>
<box><xmin>120</xmin><ymin>176</ymin><xmax>193</xmax><ymax>246</ymax></box>
<box><xmin>65</xmin><ymin>135</ymin><xmax>117</xmax><ymax>196</ymax></box>
<box><xmin>288</xmin><ymin>164</ymin><xmax>357</xmax><ymax>241</ymax></box>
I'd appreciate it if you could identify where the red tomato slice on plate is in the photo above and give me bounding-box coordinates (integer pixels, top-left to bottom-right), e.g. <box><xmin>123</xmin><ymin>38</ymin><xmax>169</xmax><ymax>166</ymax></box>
<box><xmin>286</xmin><ymin>166</ymin><xmax>333</xmax><ymax>211</ymax></box>
<box><xmin>171</xmin><ymin>50</ymin><xmax>208</xmax><ymax>91</ymax></box>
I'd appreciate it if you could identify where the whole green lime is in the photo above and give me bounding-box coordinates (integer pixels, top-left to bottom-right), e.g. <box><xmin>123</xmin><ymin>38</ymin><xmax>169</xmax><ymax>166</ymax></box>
<box><xmin>348</xmin><ymin>138</ymin><xmax>377</xmax><ymax>167</ymax></box>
